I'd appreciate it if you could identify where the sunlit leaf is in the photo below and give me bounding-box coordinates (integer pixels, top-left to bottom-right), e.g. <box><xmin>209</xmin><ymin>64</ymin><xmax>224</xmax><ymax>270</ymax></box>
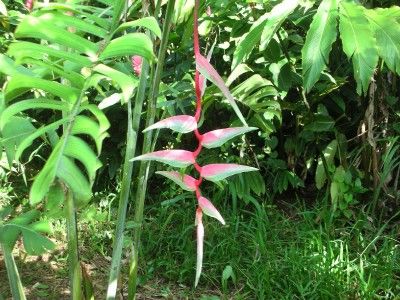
<box><xmin>201</xmin><ymin>164</ymin><xmax>258</xmax><ymax>182</ymax></box>
<box><xmin>131</xmin><ymin>150</ymin><xmax>195</xmax><ymax>168</ymax></box>
<box><xmin>195</xmin><ymin>208</ymin><xmax>204</xmax><ymax>287</ymax></box>
<box><xmin>339</xmin><ymin>1</ymin><xmax>378</xmax><ymax>95</ymax></box>
<box><xmin>143</xmin><ymin>115</ymin><xmax>197</xmax><ymax>133</ymax></box>
<box><xmin>197</xmin><ymin>196</ymin><xmax>225</xmax><ymax>225</ymax></box>
<box><xmin>196</xmin><ymin>53</ymin><xmax>248</xmax><ymax>126</ymax></box>
<box><xmin>201</xmin><ymin>127</ymin><xmax>258</xmax><ymax>149</ymax></box>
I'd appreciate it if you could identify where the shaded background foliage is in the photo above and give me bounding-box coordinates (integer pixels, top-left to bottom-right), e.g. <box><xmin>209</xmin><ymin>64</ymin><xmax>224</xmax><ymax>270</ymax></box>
<box><xmin>1</xmin><ymin>0</ymin><xmax>400</xmax><ymax>298</ymax></box>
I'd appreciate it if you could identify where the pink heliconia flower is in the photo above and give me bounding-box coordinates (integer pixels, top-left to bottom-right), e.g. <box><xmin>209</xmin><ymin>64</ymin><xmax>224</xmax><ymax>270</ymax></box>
<box><xmin>197</xmin><ymin>196</ymin><xmax>225</xmax><ymax>225</ymax></box>
<box><xmin>131</xmin><ymin>55</ymin><xmax>142</xmax><ymax>76</ymax></box>
<box><xmin>25</xmin><ymin>0</ymin><xmax>34</xmax><ymax>11</ymax></box>
<box><xmin>195</xmin><ymin>208</ymin><xmax>204</xmax><ymax>287</ymax></box>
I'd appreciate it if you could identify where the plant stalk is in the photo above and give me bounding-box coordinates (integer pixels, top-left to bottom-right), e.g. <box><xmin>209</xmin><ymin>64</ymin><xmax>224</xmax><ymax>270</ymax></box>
<box><xmin>127</xmin><ymin>0</ymin><xmax>176</xmax><ymax>298</ymax></box>
<box><xmin>106</xmin><ymin>59</ymin><xmax>150</xmax><ymax>300</ymax></box>
<box><xmin>2</xmin><ymin>244</ymin><xmax>26</xmax><ymax>300</ymax></box>
<box><xmin>66</xmin><ymin>190</ymin><xmax>82</xmax><ymax>300</ymax></box>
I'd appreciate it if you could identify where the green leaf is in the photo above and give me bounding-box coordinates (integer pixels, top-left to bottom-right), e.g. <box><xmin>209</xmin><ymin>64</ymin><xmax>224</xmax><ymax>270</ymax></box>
<box><xmin>302</xmin><ymin>0</ymin><xmax>339</xmax><ymax>93</ymax></box>
<box><xmin>34</xmin><ymin>11</ymin><xmax>108</xmax><ymax>38</ymax></box>
<box><xmin>14</xmin><ymin>118</ymin><xmax>68</xmax><ymax>161</ymax></box>
<box><xmin>71</xmin><ymin>115</ymin><xmax>108</xmax><ymax>154</ymax></box>
<box><xmin>56</xmin><ymin>156</ymin><xmax>92</xmax><ymax>203</ymax></box>
<box><xmin>64</xmin><ymin>136</ymin><xmax>102</xmax><ymax>182</ymax></box>
<box><xmin>0</xmin><ymin>0</ymin><xmax>7</xmax><ymax>16</ymax></box>
<box><xmin>93</xmin><ymin>64</ymin><xmax>137</xmax><ymax>103</ymax></box>
<box><xmin>0</xmin><ymin>117</ymin><xmax>36</xmax><ymax>166</ymax></box>
<box><xmin>114</xmin><ymin>17</ymin><xmax>162</xmax><ymax>38</ymax></box>
<box><xmin>339</xmin><ymin>1</ymin><xmax>378</xmax><ymax>95</ymax></box>
<box><xmin>233</xmin><ymin>0</ymin><xmax>299</xmax><ymax>68</ymax></box>
<box><xmin>315</xmin><ymin>139</ymin><xmax>337</xmax><ymax>189</ymax></box>
<box><xmin>30</xmin><ymin>141</ymin><xmax>63</xmax><ymax>205</ymax></box>
<box><xmin>21</xmin><ymin>227</ymin><xmax>55</xmax><ymax>255</ymax></box>
<box><xmin>15</xmin><ymin>15</ymin><xmax>98</xmax><ymax>56</ymax></box>
<box><xmin>8</xmin><ymin>42</ymin><xmax>92</xmax><ymax>67</ymax></box>
<box><xmin>99</xmin><ymin>33</ymin><xmax>155</xmax><ymax>62</ymax></box>
<box><xmin>0</xmin><ymin>99</ymin><xmax>70</xmax><ymax>130</ymax></box>
<box><xmin>365</xmin><ymin>8</ymin><xmax>400</xmax><ymax>75</ymax></box>
<box><xmin>0</xmin><ymin>54</ymin><xmax>33</xmax><ymax>77</ymax></box>
<box><xmin>5</xmin><ymin>75</ymin><xmax>80</xmax><ymax>103</ymax></box>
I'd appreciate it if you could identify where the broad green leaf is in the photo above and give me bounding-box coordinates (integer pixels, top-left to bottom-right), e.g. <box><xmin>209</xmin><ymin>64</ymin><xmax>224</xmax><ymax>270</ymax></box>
<box><xmin>15</xmin><ymin>15</ymin><xmax>98</xmax><ymax>56</ymax></box>
<box><xmin>339</xmin><ymin>1</ymin><xmax>378</xmax><ymax>95</ymax></box>
<box><xmin>8</xmin><ymin>42</ymin><xmax>92</xmax><ymax>67</ymax></box>
<box><xmin>304</xmin><ymin>115</ymin><xmax>335</xmax><ymax>132</ymax></box>
<box><xmin>197</xmin><ymin>196</ymin><xmax>225</xmax><ymax>225</ymax></box>
<box><xmin>56</xmin><ymin>156</ymin><xmax>92</xmax><ymax>202</ymax></box>
<box><xmin>315</xmin><ymin>139</ymin><xmax>337</xmax><ymax>189</ymax></box>
<box><xmin>0</xmin><ymin>99</ymin><xmax>70</xmax><ymax>130</ymax></box>
<box><xmin>93</xmin><ymin>64</ymin><xmax>137</xmax><ymax>103</ymax></box>
<box><xmin>200</xmin><ymin>164</ymin><xmax>258</xmax><ymax>182</ymax></box>
<box><xmin>21</xmin><ymin>227</ymin><xmax>55</xmax><ymax>255</ymax></box>
<box><xmin>143</xmin><ymin>115</ymin><xmax>197</xmax><ymax>133</ymax></box>
<box><xmin>64</xmin><ymin>136</ymin><xmax>102</xmax><ymax>182</ymax></box>
<box><xmin>0</xmin><ymin>117</ymin><xmax>36</xmax><ymax>166</ymax></box>
<box><xmin>131</xmin><ymin>150</ymin><xmax>195</xmax><ymax>168</ymax></box>
<box><xmin>302</xmin><ymin>0</ymin><xmax>339</xmax><ymax>93</ymax></box>
<box><xmin>5</xmin><ymin>75</ymin><xmax>80</xmax><ymax>103</ymax></box>
<box><xmin>196</xmin><ymin>54</ymin><xmax>247</xmax><ymax>126</ymax></box>
<box><xmin>99</xmin><ymin>33</ymin><xmax>155</xmax><ymax>62</ymax></box>
<box><xmin>114</xmin><ymin>17</ymin><xmax>162</xmax><ymax>38</ymax></box>
<box><xmin>233</xmin><ymin>0</ymin><xmax>299</xmax><ymax>68</ymax></box>
<box><xmin>156</xmin><ymin>171</ymin><xmax>197</xmax><ymax>191</ymax></box>
<box><xmin>201</xmin><ymin>127</ymin><xmax>258</xmax><ymax>149</ymax></box>
<box><xmin>365</xmin><ymin>8</ymin><xmax>400</xmax><ymax>75</ymax></box>
<box><xmin>226</xmin><ymin>64</ymin><xmax>253</xmax><ymax>87</ymax></box>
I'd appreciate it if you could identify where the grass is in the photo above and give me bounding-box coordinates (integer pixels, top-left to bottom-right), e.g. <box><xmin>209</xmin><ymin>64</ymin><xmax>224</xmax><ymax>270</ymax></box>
<box><xmin>1</xmin><ymin>181</ymin><xmax>399</xmax><ymax>299</ymax></box>
<box><xmin>138</xmin><ymin>192</ymin><xmax>400</xmax><ymax>299</ymax></box>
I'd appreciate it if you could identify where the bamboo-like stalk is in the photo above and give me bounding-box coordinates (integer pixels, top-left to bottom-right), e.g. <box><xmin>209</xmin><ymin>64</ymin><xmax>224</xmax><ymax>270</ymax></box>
<box><xmin>2</xmin><ymin>244</ymin><xmax>26</xmax><ymax>300</ymax></box>
<box><xmin>66</xmin><ymin>190</ymin><xmax>82</xmax><ymax>300</ymax></box>
<box><xmin>127</xmin><ymin>0</ymin><xmax>176</xmax><ymax>298</ymax></box>
<box><xmin>106</xmin><ymin>59</ymin><xmax>150</xmax><ymax>299</ymax></box>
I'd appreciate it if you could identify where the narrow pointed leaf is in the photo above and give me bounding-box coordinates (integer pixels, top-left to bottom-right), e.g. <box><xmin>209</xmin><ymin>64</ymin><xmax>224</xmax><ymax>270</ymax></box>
<box><xmin>15</xmin><ymin>15</ymin><xmax>98</xmax><ymax>55</ymax></box>
<box><xmin>0</xmin><ymin>99</ymin><xmax>70</xmax><ymax>130</ymax></box>
<box><xmin>196</xmin><ymin>53</ymin><xmax>247</xmax><ymax>126</ymax></box>
<box><xmin>114</xmin><ymin>17</ymin><xmax>162</xmax><ymax>38</ymax></box>
<box><xmin>201</xmin><ymin>127</ymin><xmax>258</xmax><ymax>149</ymax></box>
<box><xmin>156</xmin><ymin>171</ymin><xmax>197</xmax><ymax>191</ymax></box>
<box><xmin>195</xmin><ymin>209</ymin><xmax>204</xmax><ymax>287</ymax></box>
<box><xmin>201</xmin><ymin>164</ymin><xmax>258</xmax><ymax>182</ymax></box>
<box><xmin>233</xmin><ymin>0</ymin><xmax>299</xmax><ymax>68</ymax></box>
<box><xmin>143</xmin><ymin>115</ymin><xmax>197</xmax><ymax>133</ymax></box>
<box><xmin>131</xmin><ymin>150</ymin><xmax>195</xmax><ymax>168</ymax></box>
<box><xmin>99</xmin><ymin>33</ymin><xmax>155</xmax><ymax>62</ymax></box>
<box><xmin>339</xmin><ymin>1</ymin><xmax>378</xmax><ymax>95</ymax></box>
<box><xmin>8</xmin><ymin>42</ymin><xmax>92</xmax><ymax>67</ymax></box>
<box><xmin>302</xmin><ymin>0</ymin><xmax>339</xmax><ymax>93</ymax></box>
<box><xmin>197</xmin><ymin>196</ymin><xmax>225</xmax><ymax>225</ymax></box>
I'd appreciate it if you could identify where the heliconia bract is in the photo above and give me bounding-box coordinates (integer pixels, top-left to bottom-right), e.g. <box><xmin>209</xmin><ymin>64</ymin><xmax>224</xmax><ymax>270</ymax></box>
<box><xmin>131</xmin><ymin>0</ymin><xmax>258</xmax><ymax>287</ymax></box>
<box><xmin>131</xmin><ymin>55</ymin><xmax>142</xmax><ymax>76</ymax></box>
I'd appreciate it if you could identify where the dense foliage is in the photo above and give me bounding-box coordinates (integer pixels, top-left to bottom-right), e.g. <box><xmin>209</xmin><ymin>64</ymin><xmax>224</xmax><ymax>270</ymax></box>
<box><xmin>0</xmin><ymin>0</ymin><xmax>399</xmax><ymax>298</ymax></box>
